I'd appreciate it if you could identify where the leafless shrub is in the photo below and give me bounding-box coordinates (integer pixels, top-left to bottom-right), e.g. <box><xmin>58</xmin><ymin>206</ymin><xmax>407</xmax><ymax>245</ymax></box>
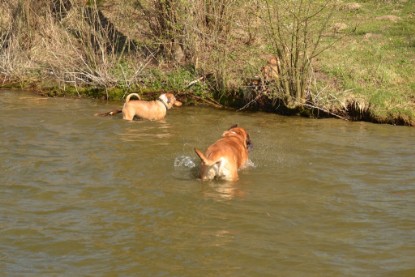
<box><xmin>0</xmin><ymin>0</ymin><xmax>148</xmax><ymax>95</ymax></box>
<box><xmin>135</xmin><ymin>0</ymin><xmax>262</xmax><ymax>91</ymax></box>
<box><xmin>262</xmin><ymin>0</ymin><xmax>339</xmax><ymax>109</ymax></box>
<box><xmin>0</xmin><ymin>0</ymin><xmax>340</xmax><ymax>103</ymax></box>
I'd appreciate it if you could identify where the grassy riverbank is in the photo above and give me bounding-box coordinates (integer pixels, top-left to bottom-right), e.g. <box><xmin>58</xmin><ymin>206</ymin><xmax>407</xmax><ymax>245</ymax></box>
<box><xmin>317</xmin><ymin>1</ymin><xmax>415</xmax><ymax>125</ymax></box>
<box><xmin>0</xmin><ymin>0</ymin><xmax>414</xmax><ymax>125</ymax></box>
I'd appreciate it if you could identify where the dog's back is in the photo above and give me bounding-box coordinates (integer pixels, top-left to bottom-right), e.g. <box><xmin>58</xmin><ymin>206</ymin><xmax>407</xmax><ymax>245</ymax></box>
<box><xmin>195</xmin><ymin>125</ymin><xmax>251</xmax><ymax>181</ymax></box>
<box><xmin>122</xmin><ymin>93</ymin><xmax>180</xmax><ymax>121</ymax></box>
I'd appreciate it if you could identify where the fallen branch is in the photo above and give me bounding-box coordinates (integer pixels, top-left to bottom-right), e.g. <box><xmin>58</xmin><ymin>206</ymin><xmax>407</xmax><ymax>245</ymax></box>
<box><xmin>237</xmin><ymin>93</ymin><xmax>263</xmax><ymax>111</ymax></box>
<box><xmin>186</xmin><ymin>94</ymin><xmax>223</xmax><ymax>108</ymax></box>
<box><xmin>185</xmin><ymin>76</ymin><xmax>204</xmax><ymax>89</ymax></box>
<box><xmin>302</xmin><ymin>103</ymin><xmax>349</xmax><ymax>120</ymax></box>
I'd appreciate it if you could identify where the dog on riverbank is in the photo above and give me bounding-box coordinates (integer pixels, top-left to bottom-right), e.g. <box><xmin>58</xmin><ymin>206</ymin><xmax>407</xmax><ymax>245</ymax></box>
<box><xmin>194</xmin><ymin>125</ymin><xmax>252</xmax><ymax>182</ymax></box>
<box><xmin>96</xmin><ymin>92</ymin><xmax>182</xmax><ymax>121</ymax></box>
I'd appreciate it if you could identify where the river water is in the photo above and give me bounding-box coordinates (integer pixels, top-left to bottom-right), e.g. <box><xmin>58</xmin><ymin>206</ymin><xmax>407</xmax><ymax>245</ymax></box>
<box><xmin>1</xmin><ymin>90</ymin><xmax>414</xmax><ymax>276</ymax></box>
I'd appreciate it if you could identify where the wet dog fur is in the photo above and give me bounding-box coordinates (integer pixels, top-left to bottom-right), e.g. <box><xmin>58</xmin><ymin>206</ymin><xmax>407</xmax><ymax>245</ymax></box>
<box><xmin>194</xmin><ymin>125</ymin><xmax>252</xmax><ymax>182</ymax></box>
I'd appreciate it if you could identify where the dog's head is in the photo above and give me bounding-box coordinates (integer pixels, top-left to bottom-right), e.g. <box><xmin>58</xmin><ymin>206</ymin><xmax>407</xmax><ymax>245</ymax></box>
<box><xmin>223</xmin><ymin>124</ymin><xmax>253</xmax><ymax>151</ymax></box>
<box><xmin>159</xmin><ymin>93</ymin><xmax>182</xmax><ymax>109</ymax></box>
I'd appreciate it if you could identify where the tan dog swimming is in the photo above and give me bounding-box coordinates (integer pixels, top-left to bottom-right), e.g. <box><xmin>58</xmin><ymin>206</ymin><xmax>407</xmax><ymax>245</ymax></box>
<box><xmin>194</xmin><ymin>125</ymin><xmax>252</xmax><ymax>181</ymax></box>
<box><xmin>122</xmin><ymin>92</ymin><xmax>182</xmax><ymax>121</ymax></box>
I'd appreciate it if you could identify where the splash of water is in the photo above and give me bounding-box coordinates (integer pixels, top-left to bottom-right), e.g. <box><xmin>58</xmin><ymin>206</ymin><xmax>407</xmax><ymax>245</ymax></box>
<box><xmin>245</xmin><ymin>159</ymin><xmax>256</xmax><ymax>168</ymax></box>
<box><xmin>174</xmin><ymin>155</ymin><xmax>196</xmax><ymax>168</ymax></box>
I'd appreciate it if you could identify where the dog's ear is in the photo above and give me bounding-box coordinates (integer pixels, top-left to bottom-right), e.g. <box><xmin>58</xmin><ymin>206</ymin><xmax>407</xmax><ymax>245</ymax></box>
<box><xmin>166</xmin><ymin>93</ymin><xmax>176</xmax><ymax>104</ymax></box>
<box><xmin>246</xmin><ymin>133</ymin><xmax>253</xmax><ymax>152</ymax></box>
<box><xmin>228</xmin><ymin>124</ymin><xmax>238</xmax><ymax>130</ymax></box>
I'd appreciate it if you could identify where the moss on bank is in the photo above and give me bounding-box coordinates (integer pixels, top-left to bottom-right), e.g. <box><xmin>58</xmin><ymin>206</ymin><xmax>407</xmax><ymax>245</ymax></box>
<box><xmin>2</xmin><ymin>76</ymin><xmax>414</xmax><ymax>126</ymax></box>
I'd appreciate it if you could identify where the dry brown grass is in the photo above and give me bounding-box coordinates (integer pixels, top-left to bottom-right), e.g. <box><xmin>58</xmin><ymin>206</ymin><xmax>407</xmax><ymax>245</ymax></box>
<box><xmin>1</xmin><ymin>0</ymin><xmax>414</xmax><ymax>125</ymax></box>
<box><xmin>0</xmin><ymin>0</ymin><xmax>152</xmax><ymax>97</ymax></box>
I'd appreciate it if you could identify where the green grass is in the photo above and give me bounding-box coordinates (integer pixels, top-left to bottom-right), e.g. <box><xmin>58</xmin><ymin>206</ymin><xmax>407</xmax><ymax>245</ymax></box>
<box><xmin>1</xmin><ymin>0</ymin><xmax>414</xmax><ymax>125</ymax></box>
<box><xmin>317</xmin><ymin>0</ymin><xmax>415</xmax><ymax>124</ymax></box>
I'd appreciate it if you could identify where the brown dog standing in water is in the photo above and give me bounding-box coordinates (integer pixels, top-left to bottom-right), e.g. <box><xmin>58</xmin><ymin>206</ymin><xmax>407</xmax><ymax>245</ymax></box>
<box><xmin>122</xmin><ymin>92</ymin><xmax>182</xmax><ymax>121</ymax></box>
<box><xmin>96</xmin><ymin>92</ymin><xmax>182</xmax><ymax>120</ymax></box>
<box><xmin>194</xmin><ymin>125</ymin><xmax>252</xmax><ymax>181</ymax></box>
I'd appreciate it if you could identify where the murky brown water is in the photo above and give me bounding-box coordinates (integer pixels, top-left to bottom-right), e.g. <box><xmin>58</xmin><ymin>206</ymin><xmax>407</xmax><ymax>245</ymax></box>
<box><xmin>1</xmin><ymin>90</ymin><xmax>415</xmax><ymax>276</ymax></box>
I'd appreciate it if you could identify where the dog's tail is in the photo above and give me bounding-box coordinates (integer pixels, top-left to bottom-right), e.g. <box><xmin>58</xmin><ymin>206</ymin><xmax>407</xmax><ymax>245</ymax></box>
<box><xmin>194</xmin><ymin>148</ymin><xmax>218</xmax><ymax>166</ymax></box>
<box><xmin>125</xmin><ymin>93</ymin><xmax>141</xmax><ymax>103</ymax></box>
<box><xmin>95</xmin><ymin>93</ymin><xmax>140</xmax><ymax>117</ymax></box>
<box><xmin>94</xmin><ymin>109</ymin><xmax>122</xmax><ymax>117</ymax></box>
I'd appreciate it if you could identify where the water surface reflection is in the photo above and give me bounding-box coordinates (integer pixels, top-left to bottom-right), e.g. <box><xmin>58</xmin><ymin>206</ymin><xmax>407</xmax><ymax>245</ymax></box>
<box><xmin>1</xmin><ymin>90</ymin><xmax>415</xmax><ymax>276</ymax></box>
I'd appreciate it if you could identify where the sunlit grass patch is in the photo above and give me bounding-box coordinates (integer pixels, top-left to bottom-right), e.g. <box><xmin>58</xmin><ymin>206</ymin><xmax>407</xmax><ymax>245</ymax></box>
<box><xmin>369</xmin><ymin>89</ymin><xmax>415</xmax><ymax>124</ymax></box>
<box><xmin>316</xmin><ymin>0</ymin><xmax>415</xmax><ymax>124</ymax></box>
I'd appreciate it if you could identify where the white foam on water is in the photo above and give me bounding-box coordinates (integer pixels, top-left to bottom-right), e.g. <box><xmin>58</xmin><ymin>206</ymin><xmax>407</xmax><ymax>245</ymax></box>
<box><xmin>244</xmin><ymin>159</ymin><xmax>256</xmax><ymax>168</ymax></box>
<box><xmin>174</xmin><ymin>155</ymin><xmax>196</xmax><ymax>168</ymax></box>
